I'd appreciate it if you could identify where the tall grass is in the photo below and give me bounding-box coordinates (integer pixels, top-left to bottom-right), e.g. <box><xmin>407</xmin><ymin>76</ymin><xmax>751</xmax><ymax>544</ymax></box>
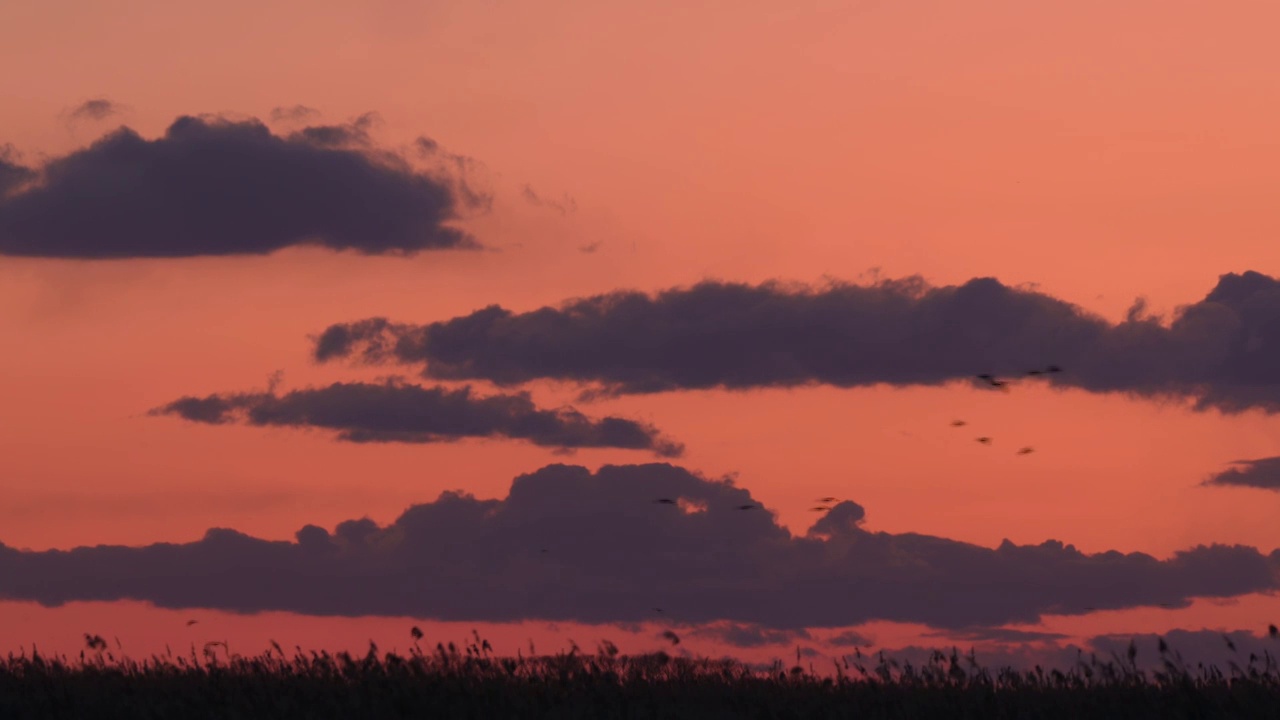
<box><xmin>0</xmin><ymin>631</ymin><xmax>1278</xmax><ymax>718</ymax></box>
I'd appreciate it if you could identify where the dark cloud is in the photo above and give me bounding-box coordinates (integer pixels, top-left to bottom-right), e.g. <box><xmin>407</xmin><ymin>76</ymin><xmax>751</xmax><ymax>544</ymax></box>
<box><xmin>414</xmin><ymin>136</ymin><xmax>493</xmax><ymax>213</ymax></box>
<box><xmin>68</xmin><ymin>99</ymin><xmax>123</xmax><ymax>122</ymax></box>
<box><xmin>924</xmin><ymin>627</ymin><xmax>1070</xmax><ymax>644</ymax></box>
<box><xmin>1</xmin><ymin>463</ymin><xmax>1274</xmax><ymax>628</ymax></box>
<box><xmin>0</xmin><ymin>146</ymin><xmax>34</xmax><ymax>197</ymax></box>
<box><xmin>1202</xmin><ymin>456</ymin><xmax>1280</xmax><ymax>491</ymax></box>
<box><xmin>688</xmin><ymin>622</ymin><xmax>812</xmax><ymax>648</ymax></box>
<box><xmin>289</xmin><ymin>112</ymin><xmax>379</xmax><ymax>148</ymax></box>
<box><xmin>151</xmin><ymin>380</ymin><xmax>684</xmax><ymax>457</ymax></box>
<box><xmin>856</xmin><ymin>628</ymin><xmax>1280</xmax><ymax>673</ymax></box>
<box><xmin>0</xmin><ymin>114</ymin><xmax>478</xmax><ymax>258</ymax></box>
<box><xmin>270</xmin><ymin>105</ymin><xmax>321</xmax><ymax>123</ymax></box>
<box><xmin>1088</xmin><ymin>629</ymin><xmax>1278</xmax><ymax>673</ymax></box>
<box><xmin>825</xmin><ymin>630</ymin><xmax>874</xmax><ymax>648</ymax></box>
<box><xmin>314</xmin><ymin>272</ymin><xmax>1280</xmax><ymax>413</ymax></box>
<box><xmin>870</xmin><ymin>642</ymin><xmax>1085</xmax><ymax>673</ymax></box>
<box><xmin>522</xmin><ymin>184</ymin><xmax>577</xmax><ymax>215</ymax></box>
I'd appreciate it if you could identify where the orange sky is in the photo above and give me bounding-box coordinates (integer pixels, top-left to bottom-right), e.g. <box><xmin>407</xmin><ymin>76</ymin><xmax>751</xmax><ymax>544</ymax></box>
<box><xmin>2</xmin><ymin>0</ymin><xmax>1280</xmax><ymax>667</ymax></box>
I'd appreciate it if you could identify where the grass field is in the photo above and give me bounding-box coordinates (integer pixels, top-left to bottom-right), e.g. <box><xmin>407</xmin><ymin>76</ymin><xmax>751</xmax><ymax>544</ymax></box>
<box><xmin>2</xmin><ymin>632</ymin><xmax>1279</xmax><ymax>719</ymax></box>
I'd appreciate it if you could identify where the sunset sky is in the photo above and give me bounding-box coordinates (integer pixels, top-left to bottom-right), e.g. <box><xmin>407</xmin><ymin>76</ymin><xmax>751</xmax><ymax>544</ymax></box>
<box><xmin>3</xmin><ymin>0</ymin><xmax>1280</xmax><ymax>670</ymax></box>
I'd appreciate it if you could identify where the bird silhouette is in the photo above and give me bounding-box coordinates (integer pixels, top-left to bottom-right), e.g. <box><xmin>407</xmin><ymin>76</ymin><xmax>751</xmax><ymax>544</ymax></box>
<box><xmin>976</xmin><ymin>437</ymin><xmax>992</xmax><ymax>445</ymax></box>
<box><xmin>661</xmin><ymin>630</ymin><xmax>681</xmax><ymax>646</ymax></box>
<box><xmin>186</xmin><ymin>619</ymin><xmax>198</xmax><ymax>627</ymax></box>
<box><xmin>810</xmin><ymin>506</ymin><xmax>832</xmax><ymax>512</ymax></box>
<box><xmin>1027</xmin><ymin>369</ymin><xmax>1043</xmax><ymax>376</ymax></box>
<box><xmin>653</xmin><ymin>607</ymin><xmax>664</xmax><ymax>613</ymax></box>
<box><xmin>411</xmin><ymin>626</ymin><xmax>424</xmax><ymax>641</ymax></box>
<box><xmin>951</xmin><ymin>420</ymin><xmax>967</xmax><ymax>427</ymax></box>
<box><xmin>737</xmin><ymin>504</ymin><xmax>758</xmax><ymax>510</ymax></box>
<box><xmin>654</xmin><ymin>498</ymin><xmax>677</xmax><ymax>505</ymax></box>
<box><xmin>1017</xmin><ymin>447</ymin><xmax>1034</xmax><ymax>455</ymax></box>
<box><xmin>815</xmin><ymin>496</ymin><xmax>839</xmax><ymax>503</ymax></box>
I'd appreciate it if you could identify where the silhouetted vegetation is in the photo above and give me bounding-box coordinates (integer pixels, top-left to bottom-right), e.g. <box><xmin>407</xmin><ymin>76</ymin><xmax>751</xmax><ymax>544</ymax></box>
<box><xmin>1</xmin><ymin>632</ymin><xmax>1279</xmax><ymax>718</ymax></box>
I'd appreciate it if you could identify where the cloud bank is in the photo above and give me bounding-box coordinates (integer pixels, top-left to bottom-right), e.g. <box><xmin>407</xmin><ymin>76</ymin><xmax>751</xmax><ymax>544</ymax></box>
<box><xmin>314</xmin><ymin>271</ymin><xmax>1280</xmax><ymax>413</ymax></box>
<box><xmin>0</xmin><ymin>114</ymin><xmax>477</xmax><ymax>258</ymax></box>
<box><xmin>151</xmin><ymin>381</ymin><xmax>683</xmax><ymax>457</ymax></box>
<box><xmin>2</xmin><ymin>464</ymin><xmax>1274</xmax><ymax>629</ymax></box>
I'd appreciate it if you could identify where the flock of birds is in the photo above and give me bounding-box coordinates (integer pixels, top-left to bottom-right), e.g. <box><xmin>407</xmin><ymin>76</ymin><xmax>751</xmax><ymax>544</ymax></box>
<box><xmin>650</xmin><ymin>364</ymin><xmax>1066</xmax><ymax>517</ymax></box>
<box><xmin>961</xmin><ymin>365</ymin><xmax>1063</xmax><ymax>456</ymax></box>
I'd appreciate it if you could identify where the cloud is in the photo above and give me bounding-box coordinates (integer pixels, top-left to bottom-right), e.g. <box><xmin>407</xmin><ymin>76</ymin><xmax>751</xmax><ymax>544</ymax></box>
<box><xmin>290</xmin><ymin>112</ymin><xmax>379</xmax><ymax>148</ymax></box>
<box><xmin>1202</xmin><ymin>456</ymin><xmax>1280</xmax><ymax>491</ymax></box>
<box><xmin>1087</xmin><ymin>629</ymin><xmax>1278</xmax><ymax>672</ymax></box>
<box><xmin>0</xmin><ymin>147</ymin><xmax>34</xmax><ymax>197</ymax></box>
<box><xmin>924</xmin><ymin>627</ymin><xmax>1070</xmax><ymax>644</ymax></box>
<box><xmin>687</xmin><ymin>622</ymin><xmax>813</xmax><ymax>648</ymax></box>
<box><xmin>414</xmin><ymin>136</ymin><xmax>493</xmax><ymax>213</ymax></box>
<box><xmin>68</xmin><ymin>99</ymin><xmax>124</xmax><ymax>122</ymax></box>
<box><xmin>270</xmin><ymin>105</ymin><xmax>321</xmax><ymax>123</ymax></box>
<box><xmin>313</xmin><ymin>271</ymin><xmax>1280</xmax><ymax>413</ymax></box>
<box><xmin>151</xmin><ymin>380</ymin><xmax>684</xmax><ymax>457</ymax></box>
<box><xmin>1</xmin><ymin>463</ymin><xmax>1274</xmax><ymax>628</ymax></box>
<box><xmin>838</xmin><ymin>627</ymin><xmax>1280</xmax><ymax>673</ymax></box>
<box><xmin>0</xmin><ymin>114</ymin><xmax>478</xmax><ymax>258</ymax></box>
<box><xmin>522</xmin><ymin>184</ymin><xmax>577</xmax><ymax>215</ymax></box>
<box><xmin>825</xmin><ymin>630</ymin><xmax>874</xmax><ymax>648</ymax></box>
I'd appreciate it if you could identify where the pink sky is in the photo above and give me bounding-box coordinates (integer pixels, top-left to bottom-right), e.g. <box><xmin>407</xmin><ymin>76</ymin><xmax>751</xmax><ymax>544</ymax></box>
<box><xmin>2</xmin><ymin>0</ymin><xmax>1280</xmax><ymax>667</ymax></box>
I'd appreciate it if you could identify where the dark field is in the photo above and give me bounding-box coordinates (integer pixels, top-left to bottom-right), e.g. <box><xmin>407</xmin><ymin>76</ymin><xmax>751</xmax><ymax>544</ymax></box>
<box><xmin>3</xmin><ymin>635</ymin><xmax>1280</xmax><ymax>719</ymax></box>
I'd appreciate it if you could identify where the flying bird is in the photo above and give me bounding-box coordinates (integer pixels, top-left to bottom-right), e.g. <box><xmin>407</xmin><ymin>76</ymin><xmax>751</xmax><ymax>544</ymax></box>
<box><xmin>976</xmin><ymin>437</ymin><xmax>992</xmax><ymax>445</ymax></box>
<box><xmin>951</xmin><ymin>420</ymin><xmax>967</xmax><ymax>427</ymax></box>
<box><xmin>411</xmin><ymin>626</ymin><xmax>424</xmax><ymax>641</ymax></box>
<box><xmin>737</xmin><ymin>504</ymin><xmax>758</xmax><ymax>510</ymax></box>
<box><xmin>654</xmin><ymin>498</ymin><xmax>677</xmax><ymax>505</ymax></box>
<box><xmin>661</xmin><ymin>630</ymin><xmax>681</xmax><ymax>646</ymax></box>
<box><xmin>1016</xmin><ymin>447</ymin><xmax>1034</xmax><ymax>455</ymax></box>
<box><xmin>186</xmin><ymin>619</ymin><xmax>198</xmax><ymax>627</ymax></box>
<box><xmin>810</xmin><ymin>506</ymin><xmax>832</xmax><ymax>512</ymax></box>
<box><xmin>1046</xmin><ymin>365</ymin><xmax>1063</xmax><ymax>373</ymax></box>
<box><xmin>815</xmin><ymin>497</ymin><xmax>839</xmax><ymax>503</ymax></box>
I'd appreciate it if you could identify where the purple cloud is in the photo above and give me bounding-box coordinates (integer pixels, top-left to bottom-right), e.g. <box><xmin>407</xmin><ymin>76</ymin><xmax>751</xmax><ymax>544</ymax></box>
<box><xmin>151</xmin><ymin>381</ymin><xmax>684</xmax><ymax>457</ymax></box>
<box><xmin>0</xmin><ymin>114</ymin><xmax>478</xmax><ymax>258</ymax></box>
<box><xmin>1</xmin><ymin>464</ymin><xmax>1274</xmax><ymax>629</ymax></box>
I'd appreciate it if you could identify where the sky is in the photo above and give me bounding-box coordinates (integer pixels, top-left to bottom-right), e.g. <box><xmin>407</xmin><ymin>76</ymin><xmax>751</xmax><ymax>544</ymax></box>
<box><xmin>3</xmin><ymin>0</ymin><xmax>1280</xmax><ymax>669</ymax></box>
